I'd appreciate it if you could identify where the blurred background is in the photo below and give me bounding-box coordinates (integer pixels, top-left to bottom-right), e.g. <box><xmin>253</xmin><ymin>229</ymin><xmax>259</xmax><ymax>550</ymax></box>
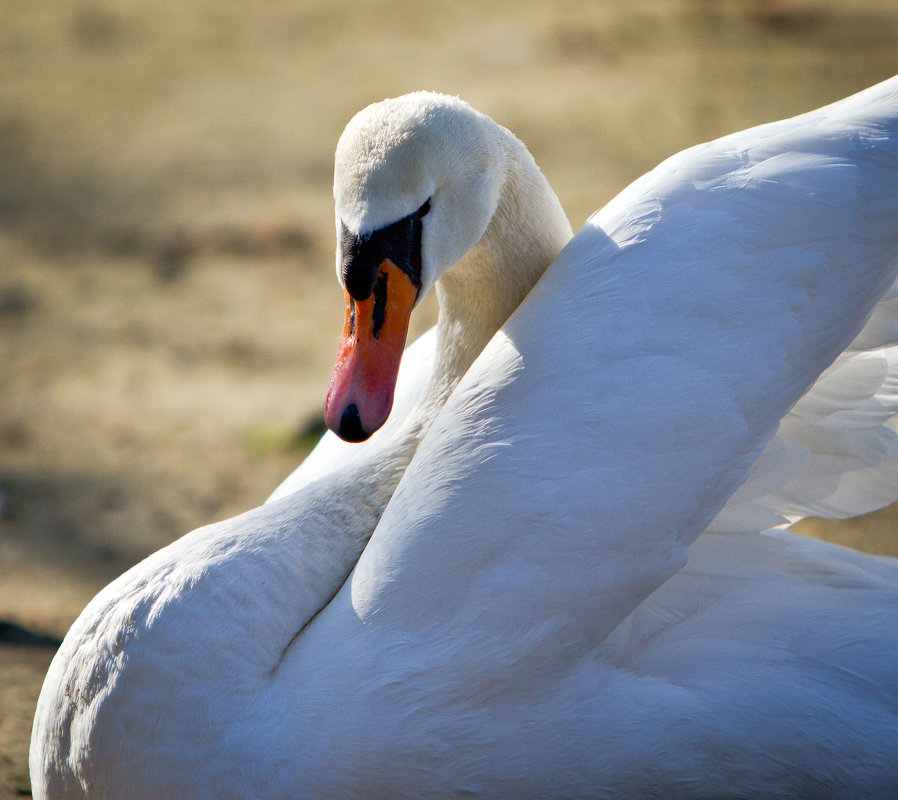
<box><xmin>2</xmin><ymin>0</ymin><xmax>897</xmax><ymax>794</ymax></box>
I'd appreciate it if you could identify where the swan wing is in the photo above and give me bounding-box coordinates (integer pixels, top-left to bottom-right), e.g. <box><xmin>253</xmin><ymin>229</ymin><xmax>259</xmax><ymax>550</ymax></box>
<box><xmin>712</xmin><ymin>341</ymin><xmax>898</xmax><ymax>532</ymax></box>
<box><xmin>345</xmin><ymin>75</ymin><xmax>898</xmax><ymax>648</ymax></box>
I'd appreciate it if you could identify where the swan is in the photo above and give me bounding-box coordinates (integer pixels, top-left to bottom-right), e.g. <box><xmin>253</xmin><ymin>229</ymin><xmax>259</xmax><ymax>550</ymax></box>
<box><xmin>31</xmin><ymin>77</ymin><xmax>898</xmax><ymax>798</ymax></box>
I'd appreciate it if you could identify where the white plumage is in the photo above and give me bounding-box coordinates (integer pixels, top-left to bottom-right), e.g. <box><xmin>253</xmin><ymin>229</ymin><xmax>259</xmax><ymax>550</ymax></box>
<box><xmin>31</xmin><ymin>77</ymin><xmax>898</xmax><ymax>798</ymax></box>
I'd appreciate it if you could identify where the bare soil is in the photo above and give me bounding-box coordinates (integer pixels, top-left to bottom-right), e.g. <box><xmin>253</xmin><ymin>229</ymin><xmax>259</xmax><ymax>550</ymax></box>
<box><xmin>3</xmin><ymin>1</ymin><xmax>898</xmax><ymax>795</ymax></box>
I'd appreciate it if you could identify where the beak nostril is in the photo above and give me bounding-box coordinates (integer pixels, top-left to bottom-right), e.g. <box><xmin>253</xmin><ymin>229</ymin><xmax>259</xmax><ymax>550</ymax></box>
<box><xmin>372</xmin><ymin>272</ymin><xmax>388</xmax><ymax>339</ymax></box>
<box><xmin>338</xmin><ymin>404</ymin><xmax>370</xmax><ymax>443</ymax></box>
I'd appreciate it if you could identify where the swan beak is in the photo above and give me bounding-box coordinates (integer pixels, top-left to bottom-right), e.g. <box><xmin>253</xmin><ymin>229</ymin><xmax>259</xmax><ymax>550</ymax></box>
<box><xmin>324</xmin><ymin>258</ymin><xmax>418</xmax><ymax>442</ymax></box>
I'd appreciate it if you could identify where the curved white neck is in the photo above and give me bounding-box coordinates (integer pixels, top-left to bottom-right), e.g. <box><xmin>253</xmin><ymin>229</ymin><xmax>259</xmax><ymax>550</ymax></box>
<box><xmin>414</xmin><ymin>130</ymin><xmax>573</xmax><ymax>431</ymax></box>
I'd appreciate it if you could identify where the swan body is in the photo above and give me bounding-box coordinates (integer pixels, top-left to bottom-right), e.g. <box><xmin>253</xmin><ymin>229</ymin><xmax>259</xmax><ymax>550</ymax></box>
<box><xmin>31</xmin><ymin>77</ymin><xmax>898</xmax><ymax>798</ymax></box>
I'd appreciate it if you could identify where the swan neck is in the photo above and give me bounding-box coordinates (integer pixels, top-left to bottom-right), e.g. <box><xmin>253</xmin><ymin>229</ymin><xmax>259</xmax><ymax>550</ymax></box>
<box><xmin>425</xmin><ymin>130</ymin><xmax>573</xmax><ymax>420</ymax></box>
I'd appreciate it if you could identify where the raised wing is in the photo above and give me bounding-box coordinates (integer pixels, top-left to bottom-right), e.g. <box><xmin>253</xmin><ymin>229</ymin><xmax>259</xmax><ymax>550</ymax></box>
<box><xmin>339</xmin><ymin>76</ymin><xmax>898</xmax><ymax>654</ymax></box>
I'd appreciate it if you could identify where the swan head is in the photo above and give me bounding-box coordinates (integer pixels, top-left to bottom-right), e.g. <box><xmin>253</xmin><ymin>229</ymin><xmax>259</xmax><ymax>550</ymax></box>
<box><xmin>324</xmin><ymin>92</ymin><xmax>505</xmax><ymax>442</ymax></box>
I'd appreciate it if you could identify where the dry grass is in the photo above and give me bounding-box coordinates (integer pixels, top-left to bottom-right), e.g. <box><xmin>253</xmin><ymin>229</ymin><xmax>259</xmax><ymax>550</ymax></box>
<box><xmin>2</xmin><ymin>0</ymin><xmax>898</xmax><ymax>795</ymax></box>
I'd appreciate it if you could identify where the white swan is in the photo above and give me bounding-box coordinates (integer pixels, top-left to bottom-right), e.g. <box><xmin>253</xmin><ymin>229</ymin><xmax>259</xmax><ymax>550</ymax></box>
<box><xmin>31</xmin><ymin>78</ymin><xmax>898</xmax><ymax>798</ymax></box>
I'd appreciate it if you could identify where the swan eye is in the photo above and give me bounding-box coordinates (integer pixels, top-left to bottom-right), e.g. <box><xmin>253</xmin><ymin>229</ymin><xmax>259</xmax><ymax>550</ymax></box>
<box><xmin>415</xmin><ymin>198</ymin><xmax>431</xmax><ymax>219</ymax></box>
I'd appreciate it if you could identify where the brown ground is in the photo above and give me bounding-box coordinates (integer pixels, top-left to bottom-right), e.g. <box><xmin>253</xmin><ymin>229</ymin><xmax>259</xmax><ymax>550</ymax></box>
<box><xmin>3</xmin><ymin>1</ymin><xmax>898</xmax><ymax>795</ymax></box>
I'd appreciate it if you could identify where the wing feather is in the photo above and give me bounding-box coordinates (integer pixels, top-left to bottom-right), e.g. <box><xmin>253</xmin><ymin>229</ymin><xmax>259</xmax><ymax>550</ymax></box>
<box><xmin>349</xmin><ymin>76</ymin><xmax>898</xmax><ymax>647</ymax></box>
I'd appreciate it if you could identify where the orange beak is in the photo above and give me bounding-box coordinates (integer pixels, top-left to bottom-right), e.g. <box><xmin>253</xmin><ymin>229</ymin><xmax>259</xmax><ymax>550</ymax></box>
<box><xmin>324</xmin><ymin>258</ymin><xmax>419</xmax><ymax>441</ymax></box>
